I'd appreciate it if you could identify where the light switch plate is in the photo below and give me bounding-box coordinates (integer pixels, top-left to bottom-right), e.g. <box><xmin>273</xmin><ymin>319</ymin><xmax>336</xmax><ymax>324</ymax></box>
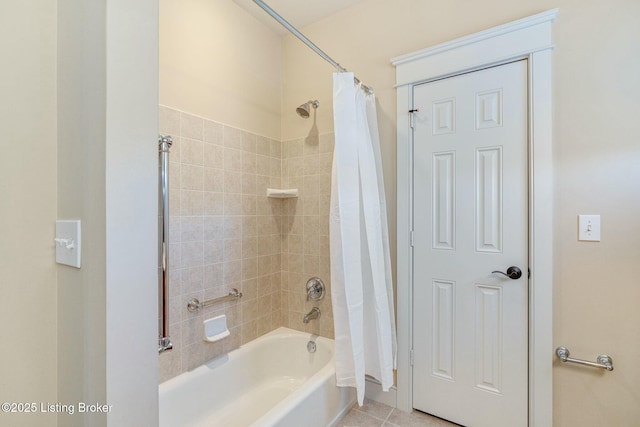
<box><xmin>578</xmin><ymin>215</ymin><xmax>600</xmax><ymax>242</ymax></box>
<box><xmin>55</xmin><ymin>220</ymin><xmax>81</xmax><ymax>268</ymax></box>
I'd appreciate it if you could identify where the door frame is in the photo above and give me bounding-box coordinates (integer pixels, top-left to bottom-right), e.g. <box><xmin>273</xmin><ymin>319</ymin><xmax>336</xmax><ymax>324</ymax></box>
<box><xmin>392</xmin><ymin>9</ymin><xmax>557</xmax><ymax>427</ymax></box>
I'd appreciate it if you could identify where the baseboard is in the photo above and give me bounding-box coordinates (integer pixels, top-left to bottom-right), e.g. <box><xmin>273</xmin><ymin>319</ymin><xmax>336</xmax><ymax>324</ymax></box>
<box><xmin>364</xmin><ymin>377</ymin><xmax>397</xmax><ymax>408</ymax></box>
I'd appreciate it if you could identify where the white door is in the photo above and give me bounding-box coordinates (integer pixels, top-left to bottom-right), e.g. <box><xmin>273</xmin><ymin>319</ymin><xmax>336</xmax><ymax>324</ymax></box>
<box><xmin>412</xmin><ymin>60</ymin><xmax>528</xmax><ymax>427</ymax></box>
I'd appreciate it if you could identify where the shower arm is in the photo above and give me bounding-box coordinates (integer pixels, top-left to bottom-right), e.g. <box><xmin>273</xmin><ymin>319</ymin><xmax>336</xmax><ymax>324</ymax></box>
<box><xmin>252</xmin><ymin>0</ymin><xmax>373</xmax><ymax>94</ymax></box>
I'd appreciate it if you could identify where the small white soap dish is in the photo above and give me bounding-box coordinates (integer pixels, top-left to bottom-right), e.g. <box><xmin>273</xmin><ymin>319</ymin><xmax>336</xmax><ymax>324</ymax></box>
<box><xmin>266</xmin><ymin>188</ymin><xmax>298</xmax><ymax>198</ymax></box>
<box><xmin>203</xmin><ymin>315</ymin><xmax>230</xmax><ymax>343</ymax></box>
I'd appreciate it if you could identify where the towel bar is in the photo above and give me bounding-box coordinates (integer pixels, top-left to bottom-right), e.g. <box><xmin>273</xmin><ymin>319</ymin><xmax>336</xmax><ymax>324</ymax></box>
<box><xmin>555</xmin><ymin>346</ymin><xmax>613</xmax><ymax>371</ymax></box>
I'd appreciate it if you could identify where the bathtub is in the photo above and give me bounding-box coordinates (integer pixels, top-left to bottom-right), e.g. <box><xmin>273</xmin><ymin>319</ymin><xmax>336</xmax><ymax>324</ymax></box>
<box><xmin>159</xmin><ymin>327</ymin><xmax>355</xmax><ymax>427</ymax></box>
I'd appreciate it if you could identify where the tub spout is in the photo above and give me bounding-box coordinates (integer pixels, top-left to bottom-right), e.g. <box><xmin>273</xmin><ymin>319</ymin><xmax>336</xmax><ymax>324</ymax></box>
<box><xmin>303</xmin><ymin>307</ymin><xmax>320</xmax><ymax>323</ymax></box>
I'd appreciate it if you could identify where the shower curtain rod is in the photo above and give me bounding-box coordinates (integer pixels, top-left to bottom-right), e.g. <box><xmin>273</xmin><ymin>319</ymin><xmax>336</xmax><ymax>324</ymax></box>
<box><xmin>252</xmin><ymin>0</ymin><xmax>373</xmax><ymax>94</ymax></box>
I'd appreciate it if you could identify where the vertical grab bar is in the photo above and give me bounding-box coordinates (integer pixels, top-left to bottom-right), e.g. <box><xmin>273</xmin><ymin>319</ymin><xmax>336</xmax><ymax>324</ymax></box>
<box><xmin>158</xmin><ymin>135</ymin><xmax>173</xmax><ymax>353</ymax></box>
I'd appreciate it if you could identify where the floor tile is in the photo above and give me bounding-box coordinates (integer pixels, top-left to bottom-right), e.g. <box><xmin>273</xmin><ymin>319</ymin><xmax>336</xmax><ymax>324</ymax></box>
<box><xmin>352</xmin><ymin>398</ymin><xmax>394</xmax><ymax>421</ymax></box>
<box><xmin>385</xmin><ymin>408</ymin><xmax>459</xmax><ymax>427</ymax></box>
<box><xmin>338</xmin><ymin>400</ymin><xmax>463</xmax><ymax>427</ymax></box>
<box><xmin>338</xmin><ymin>408</ymin><xmax>385</xmax><ymax>427</ymax></box>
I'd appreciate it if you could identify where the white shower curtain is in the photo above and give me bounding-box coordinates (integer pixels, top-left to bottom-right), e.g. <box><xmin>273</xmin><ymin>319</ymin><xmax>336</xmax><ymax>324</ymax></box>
<box><xmin>330</xmin><ymin>72</ymin><xmax>396</xmax><ymax>406</ymax></box>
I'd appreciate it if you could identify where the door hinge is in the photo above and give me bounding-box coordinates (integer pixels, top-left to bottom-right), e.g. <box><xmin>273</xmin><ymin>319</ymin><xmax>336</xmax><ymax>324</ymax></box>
<box><xmin>410</xmin><ymin>349</ymin><xmax>415</xmax><ymax>366</ymax></box>
<box><xmin>410</xmin><ymin>230</ymin><xmax>415</xmax><ymax>247</ymax></box>
<box><xmin>409</xmin><ymin>109</ymin><xmax>418</xmax><ymax>128</ymax></box>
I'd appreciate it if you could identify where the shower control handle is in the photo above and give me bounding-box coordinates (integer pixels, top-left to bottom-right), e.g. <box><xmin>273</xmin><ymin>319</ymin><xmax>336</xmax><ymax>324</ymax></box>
<box><xmin>491</xmin><ymin>266</ymin><xmax>522</xmax><ymax>280</ymax></box>
<box><xmin>306</xmin><ymin>277</ymin><xmax>326</xmax><ymax>301</ymax></box>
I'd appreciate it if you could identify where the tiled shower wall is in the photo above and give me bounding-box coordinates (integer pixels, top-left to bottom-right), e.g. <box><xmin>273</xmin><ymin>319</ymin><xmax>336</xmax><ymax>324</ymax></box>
<box><xmin>280</xmin><ymin>135</ymin><xmax>335</xmax><ymax>338</ymax></box>
<box><xmin>158</xmin><ymin>106</ymin><xmax>284</xmax><ymax>381</ymax></box>
<box><xmin>158</xmin><ymin>106</ymin><xmax>336</xmax><ymax>382</ymax></box>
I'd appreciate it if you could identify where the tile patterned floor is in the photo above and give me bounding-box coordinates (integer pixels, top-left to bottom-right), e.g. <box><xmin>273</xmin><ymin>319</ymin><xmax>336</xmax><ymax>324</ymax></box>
<box><xmin>337</xmin><ymin>399</ymin><xmax>461</xmax><ymax>427</ymax></box>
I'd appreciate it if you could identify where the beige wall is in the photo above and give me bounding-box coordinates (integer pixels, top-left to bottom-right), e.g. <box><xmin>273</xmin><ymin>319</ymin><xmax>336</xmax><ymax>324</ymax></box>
<box><xmin>281</xmin><ymin>0</ymin><xmax>640</xmax><ymax>425</ymax></box>
<box><xmin>57</xmin><ymin>0</ymin><xmax>108</xmax><ymax>425</ymax></box>
<box><xmin>0</xmin><ymin>2</ymin><xmax>58</xmax><ymax>426</ymax></box>
<box><xmin>104</xmin><ymin>0</ymin><xmax>160</xmax><ymax>424</ymax></box>
<box><xmin>58</xmin><ymin>0</ymin><xmax>161</xmax><ymax>425</ymax></box>
<box><xmin>160</xmin><ymin>0</ymin><xmax>283</xmax><ymax>140</ymax></box>
<box><xmin>552</xmin><ymin>1</ymin><xmax>640</xmax><ymax>425</ymax></box>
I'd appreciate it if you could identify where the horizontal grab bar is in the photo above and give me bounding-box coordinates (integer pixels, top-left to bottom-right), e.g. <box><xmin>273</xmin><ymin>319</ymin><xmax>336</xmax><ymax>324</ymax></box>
<box><xmin>187</xmin><ymin>288</ymin><xmax>243</xmax><ymax>312</ymax></box>
<box><xmin>555</xmin><ymin>346</ymin><xmax>613</xmax><ymax>371</ymax></box>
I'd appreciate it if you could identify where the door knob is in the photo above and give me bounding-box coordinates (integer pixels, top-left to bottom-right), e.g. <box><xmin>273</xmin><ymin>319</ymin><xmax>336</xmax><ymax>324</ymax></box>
<box><xmin>491</xmin><ymin>266</ymin><xmax>522</xmax><ymax>280</ymax></box>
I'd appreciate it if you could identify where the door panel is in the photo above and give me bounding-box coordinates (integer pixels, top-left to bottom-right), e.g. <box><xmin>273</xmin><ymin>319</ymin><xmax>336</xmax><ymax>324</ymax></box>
<box><xmin>412</xmin><ymin>60</ymin><xmax>528</xmax><ymax>427</ymax></box>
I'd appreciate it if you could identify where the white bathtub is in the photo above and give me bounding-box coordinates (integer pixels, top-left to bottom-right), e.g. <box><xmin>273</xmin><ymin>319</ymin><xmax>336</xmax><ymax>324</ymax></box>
<box><xmin>159</xmin><ymin>327</ymin><xmax>355</xmax><ymax>427</ymax></box>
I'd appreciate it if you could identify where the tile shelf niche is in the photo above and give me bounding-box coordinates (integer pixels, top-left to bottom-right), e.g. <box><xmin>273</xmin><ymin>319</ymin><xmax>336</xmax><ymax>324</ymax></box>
<box><xmin>266</xmin><ymin>188</ymin><xmax>298</xmax><ymax>198</ymax></box>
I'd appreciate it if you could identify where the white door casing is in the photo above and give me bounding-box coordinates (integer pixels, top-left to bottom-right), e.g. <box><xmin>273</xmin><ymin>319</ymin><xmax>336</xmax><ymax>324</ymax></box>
<box><xmin>392</xmin><ymin>9</ymin><xmax>556</xmax><ymax>427</ymax></box>
<box><xmin>412</xmin><ymin>60</ymin><xmax>528</xmax><ymax>427</ymax></box>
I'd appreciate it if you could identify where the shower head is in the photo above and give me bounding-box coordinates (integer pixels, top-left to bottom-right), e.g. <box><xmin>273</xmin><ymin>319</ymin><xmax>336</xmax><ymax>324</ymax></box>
<box><xmin>296</xmin><ymin>100</ymin><xmax>319</xmax><ymax>118</ymax></box>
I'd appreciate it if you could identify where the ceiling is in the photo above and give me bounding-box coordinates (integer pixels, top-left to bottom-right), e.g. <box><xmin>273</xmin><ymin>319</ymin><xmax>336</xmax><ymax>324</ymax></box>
<box><xmin>232</xmin><ymin>0</ymin><xmax>367</xmax><ymax>35</ymax></box>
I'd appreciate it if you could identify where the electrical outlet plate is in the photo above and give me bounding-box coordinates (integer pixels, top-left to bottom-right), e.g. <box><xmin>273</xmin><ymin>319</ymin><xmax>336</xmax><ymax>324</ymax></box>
<box><xmin>55</xmin><ymin>220</ymin><xmax>82</xmax><ymax>268</ymax></box>
<box><xmin>578</xmin><ymin>215</ymin><xmax>600</xmax><ymax>242</ymax></box>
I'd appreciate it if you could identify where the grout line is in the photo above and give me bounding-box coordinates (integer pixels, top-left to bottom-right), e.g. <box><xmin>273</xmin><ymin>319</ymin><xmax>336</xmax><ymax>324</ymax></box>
<box><xmin>383</xmin><ymin>407</ymin><xmax>394</xmax><ymax>423</ymax></box>
<box><xmin>351</xmin><ymin>407</ymin><xmax>388</xmax><ymax>424</ymax></box>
